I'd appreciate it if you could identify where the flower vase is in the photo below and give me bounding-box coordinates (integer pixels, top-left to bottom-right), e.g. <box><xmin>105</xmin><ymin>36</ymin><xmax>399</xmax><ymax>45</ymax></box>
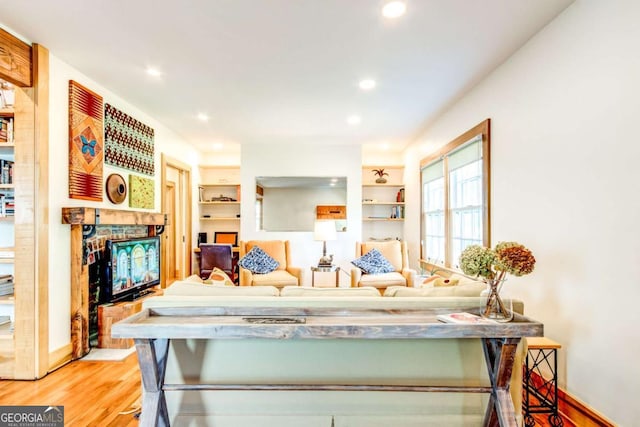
<box><xmin>480</xmin><ymin>279</ymin><xmax>513</xmax><ymax>322</ymax></box>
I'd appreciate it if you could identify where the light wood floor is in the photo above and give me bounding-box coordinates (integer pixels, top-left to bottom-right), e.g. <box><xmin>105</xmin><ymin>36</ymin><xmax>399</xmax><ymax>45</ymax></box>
<box><xmin>0</xmin><ymin>351</ymin><xmax>573</xmax><ymax>427</ymax></box>
<box><xmin>0</xmin><ymin>352</ymin><xmax>141</xmax><ymax>426</ymax></box>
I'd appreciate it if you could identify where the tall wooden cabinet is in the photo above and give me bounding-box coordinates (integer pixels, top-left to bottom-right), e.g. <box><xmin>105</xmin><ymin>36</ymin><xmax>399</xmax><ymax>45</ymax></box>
<box><xmin>0</xmin><ymin>34</ymin><xmax>49</xmax><ymax>379</ymax></box>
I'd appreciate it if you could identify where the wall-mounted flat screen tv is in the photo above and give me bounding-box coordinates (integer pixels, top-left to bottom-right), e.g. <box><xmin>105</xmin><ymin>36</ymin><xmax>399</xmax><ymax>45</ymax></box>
<box><xmin>103</xmin><ymin>236</ymin><xmax>160</xmax><ymax>302</ymax></box>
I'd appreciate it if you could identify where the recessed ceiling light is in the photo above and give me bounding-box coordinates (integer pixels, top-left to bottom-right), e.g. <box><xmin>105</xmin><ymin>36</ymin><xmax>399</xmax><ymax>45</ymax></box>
<box><xmin>382</xmin><ymin>1</ymin><xmax>406</xmax><ymax>19</ymax></box>
<box><xmin>146</xmin><ymin>66</ymin><xmax>162</xmax><ymax>77</ymax></box>
<box><xmin>359</xmin><ymin>79</ymin><xmax>376</xmax><ymax>91</ymax></box>
<box><xmin>197</xmin><ymin>113</ymin><xmax>209</xmax><ymax>122</ymax></box>
<box><xmin>380</xmin><ymin>143</ymin><xmax>390</xmax><ymax>151</ymax></box>
<box><xmin>347</xmin><ymin>115</ymin><xmax>362</xmax><ymax>125</ymax></box>
<box><xmin>212</xmin><ymin>143</ymin><xmax>224</xmax><ymax>150</ymax></box>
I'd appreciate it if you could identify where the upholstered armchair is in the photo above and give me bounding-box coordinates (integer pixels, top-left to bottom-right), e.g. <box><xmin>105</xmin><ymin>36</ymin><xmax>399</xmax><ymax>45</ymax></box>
<box><xmin>351</xmin><ymin>240</ymin><xmax>415</xmax><ymax>293</ymax></box>
<box><xmin>238</xmin><ymin>240</ymin><xmax>302</xmax><ymax>288</ymax></box>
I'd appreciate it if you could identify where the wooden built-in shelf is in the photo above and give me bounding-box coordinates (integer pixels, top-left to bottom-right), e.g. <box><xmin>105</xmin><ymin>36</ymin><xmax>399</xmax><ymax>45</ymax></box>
<box><xmin>0</xmin><ymin>322</ymin><xmax>13</xmax><ymax>336</ymax></box>
<box><xmin>0</xmin><ymin>184</ymin><xmax>15</xmax><ymax>190</ymax></box>
<box><xmin>362</xmin><ymin>202</ymin><xmax>405</xmax><ymax>205</ymax></box>
<box><xmin>0</xmin><ymin>217</ymin><xmax>14</xmax><ymax>223</ymax></box>
<box><xmin>198</xmin><ymin>201</ymin><xmax>240</xmax><ymax>205</ymax></box>
<box><xmin>363</xmin><ymin>218</ymin><xmax>404</xmax><ymax>222</ymax></box>
<box><xmin>0</xmin><ymin>295</ymin><xmax>14</xmax><ymax>305</ymax></box>
<box><xmin>0</xmin><ymin>247</ymin><xmax>14</xmax><ymax>263</ymax></box>
<box><xmin>200</xmin><ymin>217</ymin><xmax>240</xmax><ymax>221</ymax></box>
<box><xmin>362</xmin><ymin>184</ymin><xmax>404</xmax><ymax>188</ymax></box>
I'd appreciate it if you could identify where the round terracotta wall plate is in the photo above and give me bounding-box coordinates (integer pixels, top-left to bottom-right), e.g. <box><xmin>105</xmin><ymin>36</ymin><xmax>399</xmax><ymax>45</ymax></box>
<box><xmin>106</xmin><ymin>173</ymin><xmax>127</xmax><ymax>204</ymax></box>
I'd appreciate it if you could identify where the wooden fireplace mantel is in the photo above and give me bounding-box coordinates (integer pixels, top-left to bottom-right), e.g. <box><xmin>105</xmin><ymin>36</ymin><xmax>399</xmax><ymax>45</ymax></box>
<box><xmin>62</xmin><ymin>207</ymin><xmax>165</xmax><ymax>226</ymax></box>
<box><xmin>62</xmin><ymin>207</ymin><xmax>168</xmax><ymax>359</ymax></box>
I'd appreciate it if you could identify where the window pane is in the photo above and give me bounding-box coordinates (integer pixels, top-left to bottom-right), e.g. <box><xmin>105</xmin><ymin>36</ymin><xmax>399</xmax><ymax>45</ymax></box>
<box><xmin>449</xmin><ymin>138</ymin><xmax>483</xmax><ymax>266</ymax></box>
<box><xmin>421</xmin><ymin>160</ymin><xmax>445</xmax><ymax>264</ymax></box>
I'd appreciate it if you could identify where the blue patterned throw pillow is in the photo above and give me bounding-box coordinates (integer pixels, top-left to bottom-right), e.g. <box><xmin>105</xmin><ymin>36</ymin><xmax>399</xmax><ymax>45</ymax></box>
<box><xmin>238</xmin><ymin>246</ymin><xmax>280</xmax><ymax>274</ymax></box>
<box><xmin>351</xmin><ymin>248</ymin><xmax>396</xmax><ymax>274</ymax></box>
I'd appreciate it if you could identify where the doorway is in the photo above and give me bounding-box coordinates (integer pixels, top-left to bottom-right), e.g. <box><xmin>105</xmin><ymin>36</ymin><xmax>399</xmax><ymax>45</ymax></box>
<box><xmin>161</xmin><ymin>154</ymin><xmax>192</xmax><ymax>287</ymax></box>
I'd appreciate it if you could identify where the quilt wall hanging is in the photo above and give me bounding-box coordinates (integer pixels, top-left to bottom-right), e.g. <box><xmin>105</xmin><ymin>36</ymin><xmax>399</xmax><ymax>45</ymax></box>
<box><xmin>68</xmin><ymin>80</ymin><xmax>104</xmax><ymax>201</ymax></box>
<box><xmin>129</xmin><ymin>175</ymin><xmax>154</xmax><ymax>209</ymax></box>
<box><xmin>104</xmin><ymin>103</ymin><xmax>155</xmax><ymax>176</ymax></box>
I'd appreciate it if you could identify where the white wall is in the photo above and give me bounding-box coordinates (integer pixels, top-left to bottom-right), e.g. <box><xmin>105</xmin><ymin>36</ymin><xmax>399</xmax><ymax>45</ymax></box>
<box><xmin>48</xmin><ymin>54</ymin><xmax>202</xmax><ymax>352</ymax></box>
<box><xmin>241</xmin><ymin>144</ymin><xmax>361</xmax><ymax>286</ymax></box>
<box><xmin>403</xmin><ymin>0</ymin><xmax>639</xmax><ymax>423</ymax></box>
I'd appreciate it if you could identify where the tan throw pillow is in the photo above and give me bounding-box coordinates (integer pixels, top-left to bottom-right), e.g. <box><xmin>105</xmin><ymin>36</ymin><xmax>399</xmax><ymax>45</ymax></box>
<box><xmin>433</xmin><ymin>277</ymin><xmax>459</xmax><ymax>287</ymax></box>
<box><xmin>205</xmin><ymin>267</ymin><xmax>234</xmax><ymax>286</ymax></box>
<box><xmin>422</xmin><ymin>275</ymin><xmax>439</xmax><ymax>285</ymax></box>
<box><xmin>184</xmin><ymin>274</ymin><xmax>205</xmax><ymax>283</ymax></box>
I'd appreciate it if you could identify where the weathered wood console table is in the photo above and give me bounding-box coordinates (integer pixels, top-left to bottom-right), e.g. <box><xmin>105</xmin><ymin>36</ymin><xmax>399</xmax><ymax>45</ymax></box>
<box><xmin>112</xmin><ymin>306</ymin><xmax>543</xmax><ymax>427</ymax></box>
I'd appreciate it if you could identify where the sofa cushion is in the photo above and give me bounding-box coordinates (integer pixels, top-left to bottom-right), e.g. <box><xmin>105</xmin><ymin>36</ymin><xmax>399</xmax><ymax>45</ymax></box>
<box><xmin>352</xmin><ymin>248</ymin><xmax>395</xmax><ymax>274</ymax></box>
<box><xmin>239</xmin><ymin>246</ymin><xmax>280</xmax><ymax>274</ymax></box>
<box><xmin>384</xmin><ymin>281</ymin><xmax>486</xmax><ymax>297</ymax></box>
<box><xmin>358</xmin><ymin>271</ymin><xmax>406</xmax><ymax>288</ymax></box>
<box><xmin>361</xmin><ymin>240</ymin><xmax>403</xmax><ymax>271</ymax></box>
<box><xmin>245</xmin><ymin>240</ymin><xmax>287</xmax><ymax>271</ymax></box>
<box><xmin>250</xmin><ymin>270</ymin><xmax>299</xmax><ymax>287</ymax></box>
<box><xmin>280</xmin><ymin>286</ymin><xmax>381</xmax><ymax>297</ymax></box>
<box><xmin>165</xmin><ymin>281</ymin><xmax>280</xmax><ymax>296</ymax></box>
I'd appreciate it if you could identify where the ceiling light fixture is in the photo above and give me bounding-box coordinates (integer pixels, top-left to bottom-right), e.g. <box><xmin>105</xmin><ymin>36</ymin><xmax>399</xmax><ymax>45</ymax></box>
<box><xmin>359</xmin><ymin>79</ymin><xmax>376</xmax><ymax>91</ymax></box>
<box><xmin>146</xmin><ymin>66</ymin><xmax>162</xmax><ymax>77</ymax></box>
<box><xmin>197</xmin><ymin>113</ymin><xmax>209</xmax><ymax>122</ymax></box>
<box><xmin>347</xmin><ymin>115</ymin><xmax>362</xmax><ymax>126</ymax></box>
<box><xmin>212</xmin><ymin>143</ymin><xmax>224</xmax><ymax>150</ymax></box>
<box><xmin>382</xmin><ymin>1</ymin><xmax>406</xmax><ymax>19</ymax></box>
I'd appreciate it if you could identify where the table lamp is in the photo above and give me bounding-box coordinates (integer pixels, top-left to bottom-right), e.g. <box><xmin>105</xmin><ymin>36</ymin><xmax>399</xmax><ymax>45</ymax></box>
<box><xmin>314</xmin><ymin>220</ymin><xmax>337</xmax><ymax>267</ymax></box>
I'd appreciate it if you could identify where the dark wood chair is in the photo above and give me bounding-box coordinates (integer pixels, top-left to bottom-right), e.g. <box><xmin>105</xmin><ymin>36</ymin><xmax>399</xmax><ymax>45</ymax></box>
<box><xmin>199</xmin><ymin>243</ymin><xmax>236</xmax><ymax>283</ymax></box>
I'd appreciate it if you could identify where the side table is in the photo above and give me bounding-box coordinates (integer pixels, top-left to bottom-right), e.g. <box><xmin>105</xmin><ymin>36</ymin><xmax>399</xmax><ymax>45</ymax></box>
<box><xmin>523</xmin><ymin>337</ymin><xmax>564</xmax><ymax>427</ymax></box>
<box><xmin>310</xmin><ymin>265</ymin><xmax>340</xmax><ymax>287</ymax></box>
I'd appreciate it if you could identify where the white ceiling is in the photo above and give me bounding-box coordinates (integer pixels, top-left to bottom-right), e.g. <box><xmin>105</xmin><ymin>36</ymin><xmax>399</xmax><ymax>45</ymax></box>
<box><xmin>0</xmin><ymin>0</ymin><xmax>573</xmax><ymax>155</ymax></box>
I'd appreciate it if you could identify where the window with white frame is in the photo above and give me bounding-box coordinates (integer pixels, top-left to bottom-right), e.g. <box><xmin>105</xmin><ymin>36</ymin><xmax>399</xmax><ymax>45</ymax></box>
<box><xmin>420</xmin><ymin>120</ymin><xmax>490</xmax><ymax>269</ymax></box>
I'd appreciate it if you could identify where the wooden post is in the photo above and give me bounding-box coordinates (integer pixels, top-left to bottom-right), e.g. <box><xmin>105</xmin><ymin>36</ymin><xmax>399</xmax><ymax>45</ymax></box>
<box><xmin>69</xmin><ymin>224</ymin><xmax>89</xmax><ymax>359</ymax></box>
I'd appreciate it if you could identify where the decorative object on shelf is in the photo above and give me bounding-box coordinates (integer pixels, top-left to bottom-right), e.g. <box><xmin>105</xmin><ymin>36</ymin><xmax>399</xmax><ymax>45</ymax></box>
<box><xmin>68</xmin><ymin>80</ymin><xmax>104</xmax><ymax>201</ymax></box>
<box><xmin>0</xmin><ymin>81</ymin><xmax>14</xmax><ymax>108</ymax></box>
<box><xmin>105</xmin><ymin>173</ymin><xmax>127</xmax><ymax>204</ymax></box>
<box><xmin>459</xmin><ymin>241</ymin><xmax>536</xmax><ymax>322</ymax></box>
<box><xmin>372</xmin><ymin>168</ymin><xmax>389</xmax><ymax>184</ymax></box>
<box><xmin>314</xmin><ymin>220</ymin><xmax>337</xmax><ymax>266</ymax></box>
<box><xmin>104</xmin><ymin>103</ymin><xmax>155</xmax><ymax>176</ymax></box>
<box><xmin>129</xmin><ymin>175</ymin><xmax>154</xmax><ymax>209</ymax></box>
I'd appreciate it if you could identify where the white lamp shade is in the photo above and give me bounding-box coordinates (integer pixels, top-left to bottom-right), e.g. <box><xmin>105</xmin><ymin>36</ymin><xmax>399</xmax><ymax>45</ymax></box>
<box><xmin>314</xmin><ymin>220</ymin><xmax>337</xmax><ymax>241</ymax></box>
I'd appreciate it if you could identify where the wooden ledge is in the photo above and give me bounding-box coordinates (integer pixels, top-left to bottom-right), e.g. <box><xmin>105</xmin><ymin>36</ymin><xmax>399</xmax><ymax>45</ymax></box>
<box><xmin>61</xmin><ymin>207</ymin><xmax>166</xmax><ymax>226</ymax></box>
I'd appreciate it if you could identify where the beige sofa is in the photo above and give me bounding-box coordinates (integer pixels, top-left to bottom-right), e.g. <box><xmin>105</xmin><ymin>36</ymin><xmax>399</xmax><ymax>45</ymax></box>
<box><xmin>141</xmin><ymin>281</ymin><xmax>526</xmax><ymax>426</ymax></box>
